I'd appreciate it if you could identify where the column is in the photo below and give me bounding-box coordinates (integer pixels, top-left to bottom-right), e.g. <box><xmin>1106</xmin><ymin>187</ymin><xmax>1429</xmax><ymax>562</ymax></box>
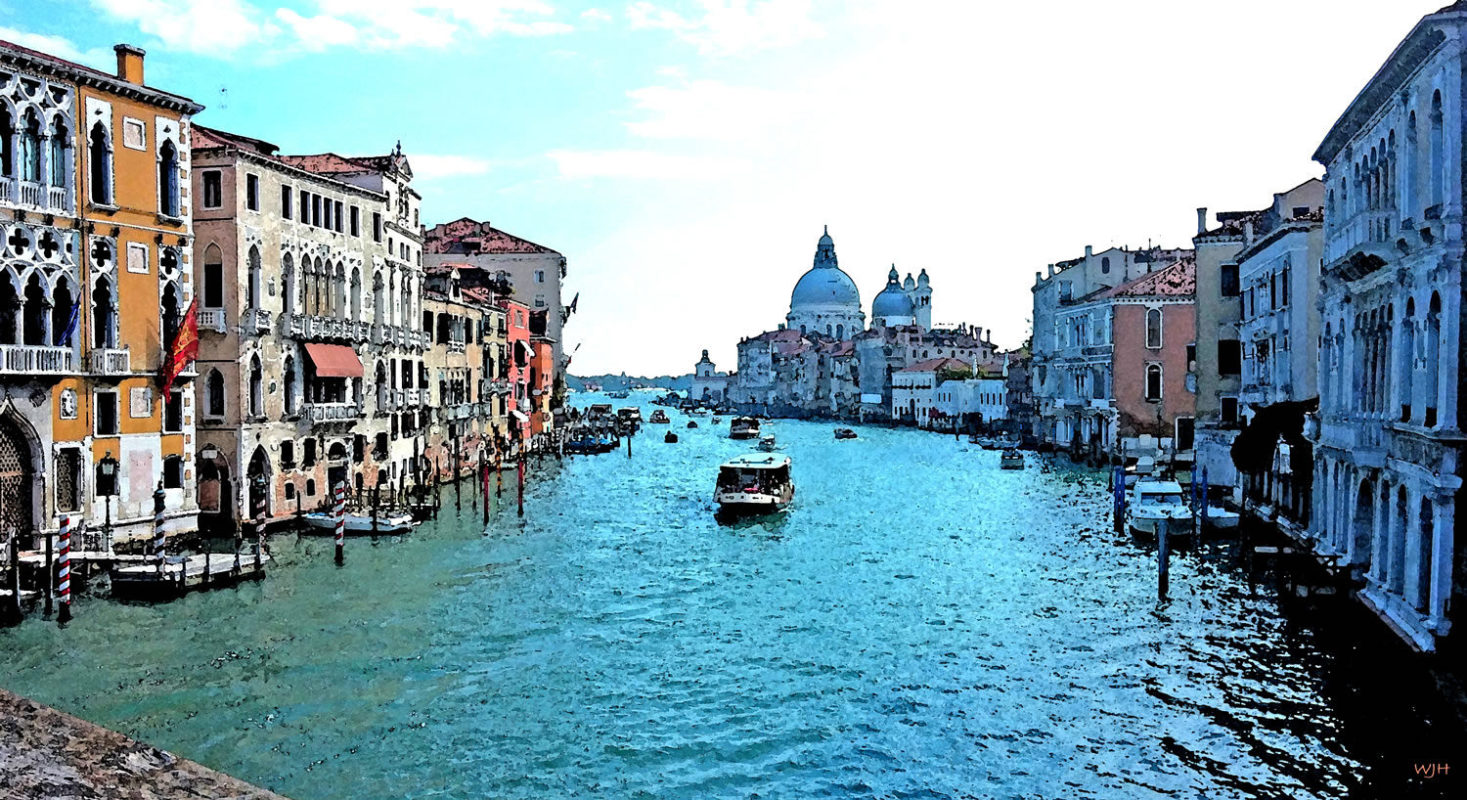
<box><xmin>1427</xmin><ymin>497</ymin><xmax>1454</xmax><ymax>631</ymax></box>
<box><xmin>1403</xmin><ymin>486</ymin><xmax>1425</xmax><ymax>610</ymax></box>
<box><xmin>1438</xmin><ymin>288</ymin><xmax>1459</xmax><ymax>429</ymax></box>
<box><xmin>1369</xmin><ymin>479</ymin><xmax>1388</xmax><ymax>584</ymax></box>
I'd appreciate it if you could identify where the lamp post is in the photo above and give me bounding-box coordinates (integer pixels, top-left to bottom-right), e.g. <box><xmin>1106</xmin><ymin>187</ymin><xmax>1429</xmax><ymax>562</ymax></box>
<box><xmin>98</xmin><ymin>451</ymin><xmax>118</xmax><ymax>551</ymax></box>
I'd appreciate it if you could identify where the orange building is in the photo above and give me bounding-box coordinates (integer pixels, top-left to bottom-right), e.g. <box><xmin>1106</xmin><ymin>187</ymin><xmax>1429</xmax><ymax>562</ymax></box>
<box><xmin>0</xmin><ymin>40</ymin><xmax>202</xmax><ymax>546</ymax></box>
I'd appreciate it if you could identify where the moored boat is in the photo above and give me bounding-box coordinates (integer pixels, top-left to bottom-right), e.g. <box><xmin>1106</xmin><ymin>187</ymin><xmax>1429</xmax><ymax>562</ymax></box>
<box><xmin>714</xmin><ymin>454</ymin><xmax>794</xmax><ymax>516</ymax></box>
<box><xmin>757</xmin><ymin>434</ymin><xmax>778</xmax><ymax>452</ymax></box>
<box><xmin>664</xmin><ymin>431</ymin><xmax>679</xmax><ymax>443</ymax></box>
<box><xmin>302</xmin><ymin>510</ymin><xmax>416</xmax><ymax>535</ymax></box>
<box><xmin>649</xmin><ymin>409</ymin><xmax>670</xmax><ymax>424</ymax></box>
<box><xmin>729</xmin><ymin>416</ymin><xmax>761</xmax><ymax>440</ymax></box>
<box><xmin>834</xmin><ymin>427</ymin><xmax>857</xmax><ymax>440</ymax></box>
<box><xmin>1126</xmin><ymin>478</ymin><xmax>1192</xmax><ymax>538</ymax></box>
<box><xmin>1000</xmin><ymin>449</ymin><xmax>1025</xmax><ymax>470</ymax></box>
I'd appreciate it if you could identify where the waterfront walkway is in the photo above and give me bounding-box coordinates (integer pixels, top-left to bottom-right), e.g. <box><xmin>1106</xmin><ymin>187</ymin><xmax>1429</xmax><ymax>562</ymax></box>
<box><xmin>0</xmin><ymin>688</ymin><xmax>288</xmax><ymax>799</ymax></box>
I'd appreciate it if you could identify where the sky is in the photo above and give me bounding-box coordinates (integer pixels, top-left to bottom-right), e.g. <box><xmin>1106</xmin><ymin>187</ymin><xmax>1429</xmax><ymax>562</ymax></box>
<box><xmin>0</xmin><ymin>0</ymin><xmax>1448</xmax><ymax>375</ymax></box>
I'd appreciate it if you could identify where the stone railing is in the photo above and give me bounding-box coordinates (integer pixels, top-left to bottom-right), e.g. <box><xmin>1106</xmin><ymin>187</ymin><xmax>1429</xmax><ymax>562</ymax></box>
<box><xmin>18</xmin><ymin>180</ymin><xmax>41</xmax><ymax>207</ymax></box>
<box><xmin>0</xmin><ymin>176</ymin><xmax>10</xmax><ymax>203</ymax></box>
<box><xmin>246</xmin><ymin>307</ymin><xmax>272</xmax><ymax>335</ymax></box>
<box><xmin>88</xmin><ymin>347</ymin><xmax>129</xmax><ymax>376</ymax></box>
<box><xmin>197</xmin><ymin>308</ymin><xmax>227</xmax><ymax>334</ymax></box>
<box><xmin>0</xmin><ymin>344</ymin><xmax>73</xmax><ymax>375</ymax></box>
<box><xmin>303</xmin><ymin>401</ymin><xmax>360</xmax><ymax>425</ymax></box>
<box><xmin>47</xmin><ymin>186</ymin><xmax>66</xmax><ymax>210</ymax></box>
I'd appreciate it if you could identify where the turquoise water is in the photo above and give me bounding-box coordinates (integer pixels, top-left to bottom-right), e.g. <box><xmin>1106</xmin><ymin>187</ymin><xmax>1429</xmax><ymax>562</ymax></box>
<box><xmin>0</xmin><ymin>396</ymin><xmax>1459</xmax><ymax>798</ymax></box>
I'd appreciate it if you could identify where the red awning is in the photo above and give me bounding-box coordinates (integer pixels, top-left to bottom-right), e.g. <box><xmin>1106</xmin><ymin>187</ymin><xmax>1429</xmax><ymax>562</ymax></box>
<box><xmin>302</xmin><ymin>343</ymin><xmax>363</xmax><ymax>378</ymax></box>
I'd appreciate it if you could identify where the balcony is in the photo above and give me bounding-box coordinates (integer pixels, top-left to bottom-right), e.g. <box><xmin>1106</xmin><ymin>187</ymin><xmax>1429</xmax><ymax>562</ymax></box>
<box><xmin>404</xmin><ymin>388</ymin><xmax>421</xmax><ymax>405</ymax></box>
<box><xmin>303</xmin><ymin>401</ymin><xmax>360</xmax><ymax>425</ymax></box>
<box><xmin>302</xmin><ymin>315</ymin><xmax>353</xmax><ymax>342</ymax></box>
<box><xmin>486</xmin><ymin>380</ymin><xmax>510</xmax><ymax>396</ymax></box>
<box><xmin>197</xmin><ymin>308</ymin><xmax>227</xmax><ymax>334</ymax></box>
<box><xmin>89</xmin><ymin>347</ymin><xmax>130</xmax><ymax>376</ymax></box>
<box><xmin>246</xmin><ymin>307</ymin><xmax>272</xmax><ymax>335</ymax></box>
<box><xmin>0</xmin><ymin>344</ymin><xmax>73</xmax><ymax>375</ymax></box>
<box><xmin>18</xmin><ymin>180</ymin><xmax>41</xmax><ymax>207</ymax></box>
<box><xmin>47</xmin><ymin>186</ymin><xmax>65</xmax><ymax>209</ymax></box>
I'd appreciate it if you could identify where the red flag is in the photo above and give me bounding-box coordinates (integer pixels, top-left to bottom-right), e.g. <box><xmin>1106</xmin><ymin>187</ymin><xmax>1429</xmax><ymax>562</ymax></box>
<box><xmin>160</xmin><ymin>300</ymin><xmax>199</xmax><ymax>399</ymax></box>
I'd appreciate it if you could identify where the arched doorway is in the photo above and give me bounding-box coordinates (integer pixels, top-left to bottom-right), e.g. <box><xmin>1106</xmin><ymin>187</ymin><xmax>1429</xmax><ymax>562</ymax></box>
<box><xmin>326</xmin><ymin>441</ymin><xmax>349</xmax><ymax>494</ymax></box>
<box><xmin>247</xmin><ymin>446</ymin><xmax>270</xmax><ymax>521</ymax></box>
<box><xmin>197</xmin><ymin>453</ymin><xmax>233</xmax><ymax>534</ymax></box>
<box><xmin>0</xmin><ymin>414</ymin><xmax>37</xmax><ymax>543</ymax></box>
<box><xmin>1353</xmin><ymin>476</ymin><xmax>1374</xmax><ymax>568</ymax></box>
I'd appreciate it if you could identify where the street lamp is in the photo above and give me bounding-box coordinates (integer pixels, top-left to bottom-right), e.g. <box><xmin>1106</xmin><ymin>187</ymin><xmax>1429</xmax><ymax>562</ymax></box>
<box><xmin>98</xmin><ymin>450</ymin><xmax>118</xmax><ymax>549</ymax></box>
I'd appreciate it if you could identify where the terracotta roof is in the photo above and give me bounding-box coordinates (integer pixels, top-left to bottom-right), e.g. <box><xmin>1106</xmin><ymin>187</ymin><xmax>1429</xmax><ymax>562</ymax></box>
<box><xmin>192</xmin><ymin>125</ymin><xmax>279</xmax><ymax>156</ymax></box>
<box><xmin>900</xmin><ymin>357</ymin><xmax>969</xmax><ymax>373</ymax></box>
<box><xmin>425</xmin><ymin>217</ymin><xmax>559</xmax><ymax>255</ymax></box>
<box><xmin>1102</xmin><ymin>258</ymin><xmax>1196</xmax><ymax>298</ymax></box>
<box><xmin>277</xmin><ymin>153</ymin><xmax>378</xmax><ymax>175</ymax></box>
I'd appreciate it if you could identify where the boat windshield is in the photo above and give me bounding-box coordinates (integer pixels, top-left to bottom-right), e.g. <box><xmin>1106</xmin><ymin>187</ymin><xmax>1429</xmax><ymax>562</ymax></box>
<box><xmin>1139</xmin><ymin>493</ymin><xmax>1185</xmax><ymax>505</ymax></box>
<box><xmin>717</xmin><ymin>465</ymin><xmax>789</xmax><ymax>494</ymax></box>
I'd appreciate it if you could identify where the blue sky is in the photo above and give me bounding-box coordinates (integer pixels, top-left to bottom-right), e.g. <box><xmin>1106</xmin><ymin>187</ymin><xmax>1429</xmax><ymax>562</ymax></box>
<box><xmin>0</xmin><ymin>1</ymin><xmax>1447</xmax><ymax>375</ymax></box>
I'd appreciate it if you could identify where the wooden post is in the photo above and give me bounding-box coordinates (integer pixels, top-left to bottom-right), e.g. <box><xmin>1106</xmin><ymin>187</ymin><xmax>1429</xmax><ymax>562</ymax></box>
<box><xmin>481</xmin><ymin>460</ymin><xmax>490</xmax><ymax>525</ymax></box>
<box><xmin>454</xmin><ymin>444</ymin><xmax>462</xmax><ymax>509</ymax></box>
<box><xmin>1112</xmin><ymin>465</ymin><xmax>1125</xmax><ymax>534</ymax></box>
<box><xmin>43</xmin><ymin>526</ymin><xmax>53</xmax><ymax>617</ymax></box>
<box><xmin>1158</xmin><ymin>526</ymin><xmax>1170</xmax><ymax>601</ymax></box>
<box><xmin>627</xmin><ymin>428</ymin><xmax>633</xmax><ymax>459</ymax></box>
<box><xmin>1199</xmin><ymin>467</ymin><xmax>1209</xmax><ymax>530</ymax></box>
<box><xmin>232</xmin><ymin>521</ymin><xmax>242</xmax><ymax>577</ymax></box>
<box><xmin>516</xmin><ymin>458</ymin><xmax>525</xmax><ymax>518</ymax></box>
<box><xmin>334</xmin><ymin>482</ymin><xmax>346</xmax><ymax>565</ymax></box>
<box><xmin>152</xmin><ymin>483</ymin><xmax>167</xmax><ymax>575</ymax></box>
<box><xmin>202</xmin><ymin>537</ymin><xmax>211</xmax><ymax>588</ymax></box>
<box><xmin>372</xmin><ymin>487</ymin><xmax>380</xmax><ymax>535</ymax></box>
<box><xmin>496</xmin><ymin>460</ymin><xmax>503</xmax><ymax>498</ymax></box>
<box><xmin>6</xmin><ymin>532</ymin><xmax>21</xmax><ymax>624</ymax></box>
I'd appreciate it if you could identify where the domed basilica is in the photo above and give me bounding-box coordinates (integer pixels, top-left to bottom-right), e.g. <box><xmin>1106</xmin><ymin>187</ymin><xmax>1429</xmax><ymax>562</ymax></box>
<box><xmin>786</xmin><ymin>227</ymin><xmax>931</xmax><ymax>337</ymax></box>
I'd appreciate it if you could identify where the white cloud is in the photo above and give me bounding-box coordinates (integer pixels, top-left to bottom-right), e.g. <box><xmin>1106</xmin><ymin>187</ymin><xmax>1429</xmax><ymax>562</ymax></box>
<box><xmin>626</xmin><ymin>0</ymin><xmax>822</xmax><ymax>56</ymax></box>
<box><xmin>410</xmin><ymin>154</ymin><xmax>495</xmax><ymax>180</ymax></box>
<box><xmin>581</xmin><ymin>8</ymin><xmax>614</xmax><ymax>23</ymax></box>
<box><xmin>548</xmin><ymin>148</ymin><xmax>747</xmax><ymax>180</ymax></box>
<box><xmin>0</xmin><ymin>26</ymin><xmax>112</xmax><ymax>70</ymax></box>
<box><xmin>89</xmin><ymin>0</ymin><xmax>268</xmax><ymax>56</ymax></box>
<box><xmin>273</xmin><ymin>8</ymin><xmax>359</xmax><ymax>50</ymax></box>
<box><xmin>624</xmin><ymin>79</ymin><xmax>800</xmax><ymax>142</ymax></box>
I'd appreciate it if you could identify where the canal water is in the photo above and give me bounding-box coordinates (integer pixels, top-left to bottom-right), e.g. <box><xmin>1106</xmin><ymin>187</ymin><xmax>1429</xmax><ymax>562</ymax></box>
<box><xmin>1</xmin><ymin>394</ymin><xmax>1461</xmax><ymax>799</ymax></box>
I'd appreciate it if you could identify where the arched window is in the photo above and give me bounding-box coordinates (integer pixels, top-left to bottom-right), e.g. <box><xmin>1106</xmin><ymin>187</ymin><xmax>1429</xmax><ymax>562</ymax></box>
<box><xmin>19</xmin><ymin>110</ymin><xmax>40</xmax><ymax>183</ymax></box>
<box><xmin>0</xmin><ymin>274</ymin><xmax>17</xmax><ymax>345</ymax></box>
<box><xmin>1430</xmin><ymin>90</ymin><xmax>1444</xmax><ymax>210</ymax></box>
<box><xmin>799</xmin><ymin>324</ymin><xmax>806</xmax><ymax>335</ymax></box>
<box><xmin>284</xmin><ymin>354</ymin><xmax>297</xmax><ymax>414</ymax></box>
<box><xmin>1400</xmin><ymin>299</ymin><xmax>1415</xmax><ymax>423</ymax></box>
<box><xmin>51</xmin><ymin>277</ymin><xmax>73</xmax><ymax>346</ymax></box>
<box><xmin>88</xmin><ymin>121</ymin><xmax>110</xmax><ymax>204</ymax></box>
<box><xmin>202</xmin><ymin>243</ymin><xmax>223</xmax><ymax>308</ymax></box>
<box><xmin>282</xmin><ymin>253</ymin><xmax>295</xmax><ymax>316</ymax></box>
<box><xmin>0</xmin><ymin>106</ymin><xmax>13</xmax><ymax>176</ymax></box>
<box><xmin>1145</xmin><ymin>363</ymin><xmax>1162</xmax><ymax>402</ymax></box>
<box><xmin>1425</xmin><ymin>291</ymin><xmax>1441</xmax><ymax>426</ymax></box>
<box><xmin>1101</xmin><ymin>256</ymin><xmax>1110</xmax><ymax>274</ymax></box>
<box><xmin>1145</xmin><ymin>308</ymin><xmax>1162</xmax><ymax>349</ymax></box>
<box><xmin>372</xmin><ymin>272</ymin><xmax>384</xmax><ymax>325</ymax></box>
<box><xmin>48</xmin><ymin>117</ymin><xmax>68</xmax><ymax>189</ymax></box>
<box><xmin>350</xmin><ymin>267</ymin><xmax>362</xmax><ymax>320</ymax></box>
<box><xmin>335</xmin><ymin>262</ymin><xmax>347</xmax><ymax>319</ymax></box>
<box><xmin>91</xmin><ymin>274</ymin><xmax>115</xmax><ymax>348</ymax></box>
<box><xmin>376</xmin><ymin>361</ymin><xmax>388</xmax><ymax>410</ymax></box>
<box><xmin>22</xmin><ymin>273</ymin><xmax>48</xmax><ymax>345</ymax></box>
<box><xmin>246</xmin><ymin>246</ymin><xmax>262</xmax><ymax>309</ymax></box>
<box><xmin>162</xmin><ymin>282</ymin><xmax>182</xmax><ymax>351</ymax></box>
<box><xmin>836</xmin><ymin>323</ymin><xmax>844</xmax><ymax>339</ymax></box>
<box><xmin>248</xmin><ymin>355</ymin><xmax>263</xmax><ymax>418</ymax></box>
<box><xmin>207</xmin><ymin>368</ymin><xmax>225</xmax><ymax>416</ymax></box>
<box><xmin>158</xmin><ymin>140</ymin><xmax>179</xmax><ymax>217</ymax></box>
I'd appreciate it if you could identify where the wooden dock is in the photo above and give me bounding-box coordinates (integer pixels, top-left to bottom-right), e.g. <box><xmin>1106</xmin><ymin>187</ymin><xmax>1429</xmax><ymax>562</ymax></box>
<box><xmin>111</xmin><ymin>553</ymin><xmax>269</xmax><ymax>599</ymax></box>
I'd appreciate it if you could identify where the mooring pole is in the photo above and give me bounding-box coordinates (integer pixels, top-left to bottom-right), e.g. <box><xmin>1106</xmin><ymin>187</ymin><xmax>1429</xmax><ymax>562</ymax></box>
<box><xmin>1112</xmin><ymin>465</ymin><xmax>1125</xmax><ymax>534</ymax></box>
<box><xmin>1200</xmin><ymin>467</ymin><xmax>1209</xmax><ymax>530</ymax></box>
<box><xmin>372</xmin><ymin>486</ymin><xmax>380</xmax><ymax>535</ymax></box>
<box><xmin>517</xmin><ymin>458</ymin><xmax>525</xmax><ymax>518</ymax></box>
<box><xmin>1158</xmin><ymin>527</ymin><xmax>1170</xmax><ymax>601</ymax></box>
<box><xmin>481</xmin><ymin>460</ymin><xmax>490</xmax><ymax>525</ymax></box>
<box><xmin>6</xmin><ymin>532</ymin><xmax>21</xmax><ymax>624</ymax></box>
<box><xmin>454</xmin><ymin>444</ymin><xmax>462</xmax><ymax>509</ymax></box>
<box><xmin>334</xmin><ymin>482</ymin><xmax>346</xmax><ymax>565</ymax></box>
<box><xmin>43</xmin><ymin>524</ymin><xmax>53</xmax><ymax>617</ymax></box>
<box><xmin>57</xmin><ymin>515</ymin><xmax>72</xmax><ymax>623</ymax></box>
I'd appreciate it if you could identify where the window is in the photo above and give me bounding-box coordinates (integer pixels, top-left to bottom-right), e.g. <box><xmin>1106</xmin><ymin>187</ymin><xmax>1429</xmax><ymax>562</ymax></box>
<box><xmin>48</xmin><ymin>117</ymin><xmax>68</xmax><ymax>188</ymax></box>
<box><xmin>164</xmin><ymin>389</ymin><xmax>183</xmax><ymax>432</ymax></box>
<box><xmin>334</xmin><ymin>201</ymin><xmax>344</xmax><ymax>233</ymax></box>
<box><xmin>95</xmin><ymin>389</ymin><xmax>119</xmax><ymax>435</ymax></box>
<box><xmin>312</xmin><ymin>194</ymin><xmax>321</xmax><ymax>226</ymax></box>
<box><xmin>248</xmin><ymin>356</ymin><xmax>263</xmax><ymax>418</ymax></box>
<box><xmin>281</xmin><ymin>185</ymin><xmax>293</xmax><ymax>219</ymax></box>
<box><xmin>1280</xmin><ymin>265</ymin><xmax>1290</xmax><ymax>306</ymax></box>
<box><xmin>281</xmin><ymin>440</ymin><xmax>295</xmax><ymax>468</ymax></box>
<box><xmin>322</xmin><ymin>197</ymin><xmax>331</xmax><ymax>229</ymax></box>
<box><xmin>284</xmin><ymin>483</ymin><xmax>295</xmax><ymax>500</ymax></box>
<box><xmin>206</xmin><ymin>369</ymin><xmax>225</xmax><ymax>416</ymax></box>
<box><xmin>1145</xmin><ymin>364</ymin><xmax>1163</xmax><ymax>402</ymax></box>
<box><xmin>372</xmin><ymin>211</ymin><xmax>382</xmax><ymax>242</ymax></box>
<box><xmin>1220</xmin><ymin>264</ymin><xmax>1239</xmax><ymax>297</ymax></box>
<box><xmin>303</xmin><ymin>438</ymin><xmax>317</xmax><ymax>468</ymax></box>
<box><xmin>300</xmin><ymin>189</ymin><xmax>309</xmax><ymax>224</ymax></box>
<box><xmin>56</xmin><ymin>448</ymin><xmax>81</xmax><ymax>512</ymax></box>
<box><xmin>88</xmin><ymin>122</ymin><xmax>112</xmax><ymax>205</ymax></box>
<box><xmin>246</xmin><ymin>173</ymin><xmax>259</xmax><ymax>211</ymax></box>
<box><xmin>1144</xmin><ymin>308</ymin><xmax>1162</xmax><ymax>349</ymax></box>
<box><xmin>163</xmin><ymin>455</ymin><xmax>183</xmax><ymax>489</ymax></box>
<box><xmin>1101</xmin><ymin>256</ymin><xmax>1110</xmax><ymax>274</ymax></box>
<box><xmin>158</xmin><ymin>140</ymin><xmax>180</xmax><ymax>217</ymax></box>
<box><xmin>306</xmin><ymin>478</ymin><xmax>317</xmax><ymax>496</ymax></box>
<box><xmin>1185</xmin><ymin>343</ymin><xmax>1196</xmax><ymax>370</ymax></box>
<box><xmin>350</xmin><ymin>206</ymin><xmax>360</xmax><ymax>236</ymax></box>
<box><xmin>1221</xmin><ymin>396</ymin><xmax>1239</xmax><ymax>424</ymax></box>
<box><xmin>1217</xmin><ymin>340</ymin><xmax>1242</xmax><ymax>376</ymax></box>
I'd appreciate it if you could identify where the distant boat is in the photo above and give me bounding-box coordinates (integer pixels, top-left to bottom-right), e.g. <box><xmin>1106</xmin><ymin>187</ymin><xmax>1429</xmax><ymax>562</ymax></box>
<box><xmin>730</xmin><ymin>416</ymin><xmax>761</xmax><ymax>440</ymax></box>
<box><xmin>687</xmin><ymin>420</ymin><xmax>699</xmax><ymax>429</ymax></box>
<box><xmin>608</xmin><ymin>390</ymin><xmax>630</xmax><ymax>399</ymax></box>
<box><xmin>649</xmin><ymin>409</ymin><xmax>670</xmax><ymax>424</ymax></box>
<box><xmin>715</xmin><ymin>454</ymin><xmax>794</xmax><ymax>515</ymax></box>
<box><xmin>834</xmin><ymin>428</ymin><xmax>857</xmax><ymax>440</ymax></box>
<box><xmin>757</xmin><ymin>434</ymin><xmax>778</xmax><ymax>452</ymax></box>
<box><xmin>664</xmin><ymin>431</ymin><xmax>679</xmax><ymax>444</ymax></box>
<box><xmin>1000</xmin><ymin>449</ymin><xmax>1025</xmax><ymax>470</ymax></box>
<box><xmin>302</xmin><ymin>510</ymin><xmax>415</xmax><ymax>535</ymax></box>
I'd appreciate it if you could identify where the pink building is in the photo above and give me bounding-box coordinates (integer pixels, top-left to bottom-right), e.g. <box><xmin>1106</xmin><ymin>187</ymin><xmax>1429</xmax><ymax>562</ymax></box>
<box><xmin>1104</xmin><ymin>259</ymin><xmax>1197</xmax><ymax>453</ymax></box>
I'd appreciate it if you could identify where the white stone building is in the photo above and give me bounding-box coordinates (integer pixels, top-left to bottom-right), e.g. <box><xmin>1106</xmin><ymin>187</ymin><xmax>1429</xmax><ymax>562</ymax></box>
<box><xmin>1309</xmin><ymin>0</ymin><xmax>1465</xmax><ymax>651</ymax></box>
<box><xmin>690</xmin><ymin>349</ymin><xmax>730</xmax><ymax>403</ymax></box>
<box><xmin>786</xmin><ymin>226</ymin><xmax>864</xmax><ymax>339</ymax></box>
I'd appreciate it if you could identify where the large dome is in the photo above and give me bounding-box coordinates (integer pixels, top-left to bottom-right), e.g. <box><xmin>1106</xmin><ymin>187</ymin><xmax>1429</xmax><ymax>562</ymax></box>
<box><xmin>790</xmin><ymin>226</ymin><xmax>861</xmax><ymax>310</ymax></box>
<box><xmin>872</xmin><ymin>264</ymin><xmax>913</xmax><ymax>317</ymax></box>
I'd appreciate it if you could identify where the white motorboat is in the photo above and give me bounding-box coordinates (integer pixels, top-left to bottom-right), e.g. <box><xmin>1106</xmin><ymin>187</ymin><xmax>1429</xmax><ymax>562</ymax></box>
<box><xmin>715</xmin><ymin>454</ymin><xmax>794</xmax><ymax>515</ymax></box>
<box><xmin>757</xmin><ymin>434</ymin><xmax>778</xmax><ymax>452</ymax></box>
<box><xmin>729</xmin><ymin>416</ymin><xmax>761</xmax><ymax>440</ymax></box>
<box><xmin>1126</xmin><ymin>478</ymin><xmax>1192</xmax><ymax>538</ymax></box>
<box><xmin>1202</xmin><ymin>505</ymin><xmax>1240</xmax><ymax>530</ymax></box>
<box><xmin>302</xmin><ymin>510</ymin><xmax>416</xmax><ymax>535</ymax></box>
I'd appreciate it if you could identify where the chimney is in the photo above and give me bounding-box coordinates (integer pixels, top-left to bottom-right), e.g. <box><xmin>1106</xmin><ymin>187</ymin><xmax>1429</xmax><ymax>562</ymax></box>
<box><xmin>1035</xmin><ymin>271</ymin><xmax>1041</xmax><ymax>285</ymax></box>
<box><xmin>114</xmin><ymin>44</ymin><xmax>145</xmax><ymax>85</ymax></box>
<box><xmin>1196</xmin><ymin>207</ymin><xmax>1208</xmax><ymax>235</ymax></box>
<box><xmin>1047</xmin><ymin>263</ymin><xmax>1055</xmax><ymax>278</ymax></box>
<box><xmin>1244</xmin><ymin>220</ymin><xmax>1254</xmax><ymax>246</ymax></box>
<box><xmin>1085</xmin><ymin>245</ymin><xmax>1093</xmax><ymax>258</ymax></box>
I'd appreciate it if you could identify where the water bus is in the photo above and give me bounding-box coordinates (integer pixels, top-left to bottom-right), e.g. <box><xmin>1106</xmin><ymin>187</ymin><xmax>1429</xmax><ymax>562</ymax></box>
<box><xmin>714</xmin><ymin>454</ymin><xmax>794</xmax><ymax>515</ymax></box>
<box><xmin>1000</xmin><ymin>449</ymin><xmax>1025</xmax><ymax>470</ymax></box>
<box><xmin>729</xmin><ymin>416</ymin><xmax>761</xmax><ymax>440</ymax></box>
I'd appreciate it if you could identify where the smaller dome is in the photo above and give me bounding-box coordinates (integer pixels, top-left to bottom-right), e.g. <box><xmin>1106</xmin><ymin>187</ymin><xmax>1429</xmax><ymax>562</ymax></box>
<box><xmin>872</xmin><ymin>266</ymin><xmax>914</xmax><ymax>318</ymax></box>
<box><xmin>903</xmin><ymin>273</ymin><xmax>916</xmax><ymax>290</ymax></box>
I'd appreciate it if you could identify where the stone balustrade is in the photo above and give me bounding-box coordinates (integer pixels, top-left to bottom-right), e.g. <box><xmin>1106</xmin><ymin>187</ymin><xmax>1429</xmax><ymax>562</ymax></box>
<box><xmin>0</xmin><ymin>343</ymin><xmax>73</xmax><ymax>375</ymax></box>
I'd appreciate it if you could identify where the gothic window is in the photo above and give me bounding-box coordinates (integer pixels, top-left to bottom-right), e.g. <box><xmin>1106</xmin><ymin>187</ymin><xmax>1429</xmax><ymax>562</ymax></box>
<box><xmin>282</xmin><ymin>253</ymin><xmax>295</xmax><ymax>315</ymax></box>
<box><xmin>1145</xmin><ymin>363</ymin><xmax>1163</xmax><ymax>402</ymax></box>
<box><xmin>160</xmin><ymin>281</ymin><xmax>181</xmax><ymax>350</ymax></box>
<box><xmin>0</xmin><ymin>106</ymin><xmax>12</xmax><ymax>176</ymax></box>
<box><xmin>372</xmin><ymin>272</ymin><xmax>384</xmax><ymax>325</ymax></box>
<box><xmin>158</xmin><ymin>140</ymin><xmax>180</xmax><ymax>217</ymax></box>
<box><xmin>88</xmin><ymin>122</ymin><xmax>111</xmax><ymax>205</ymax></box>
<box><xmin>248</xmin><ymin>355</ymin><xmax>263</xmax><ymax>418</ymax></box>
<box><xmin>19</xmin><ymin>110</ymin><xmax>40</xmax><ymax>183</ymax></box>
<box><xmin>51</xmin><ymin>277</ymin><xmax>73</xmax><ymax>346</ymax></box>
<box><xmin>22</xmin><ymin>273</ymin><xmax>47</xmax><ymax>346</ymax></box>
<box><xmin>1145</xmin><ymin>308</ymin><xmax>1162</xmax><ymax>349</ymax></box>
<box><xmin>206</xmin><ymin>368</ymin><xmax>225</xmax><ymax>416</ymax></box>
<box><xmin>335</xmin><ymin>262</ymin><xmax>347</xmax><ymax>319</ymax></box>
<box><xmin>202</xmin><ymin>243</ymin><xmax>223</xmax><ymax>308</ymax></box>
<box><xmin>91</xmin><ymin>275</ymin><xmax>115</xmax><ymax>348</ymax></box>
<box><xmin>284</xmin><ymin>354</ymin><xmax>297</xmax><ymax>414</ymax></box>
<box><xmin>1430</xmin><ymin>90</ymin><xmax>1444</xmax><ymax>210</ymax></box>
<box><xmin>48</xmin><ymin>117</ymin><xmax>68</xmax><ymax>188</ymax></box>
<box><xmin>247</xmin><ymin>245</ymin><xmax>262</xmax><ymax>309</ymax></box>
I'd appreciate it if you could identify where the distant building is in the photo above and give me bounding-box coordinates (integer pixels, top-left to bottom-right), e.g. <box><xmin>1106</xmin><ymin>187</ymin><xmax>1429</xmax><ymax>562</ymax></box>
<box><xmin>690</xmin><ymin>349</ymin><xmax>730</xmax><ymax>403</ymax></box>
<box><xmin>787</xmin><ymin>226</ymin><xmax>865</xmax><ymax>338</ymax></box>
<box><xmin>1105</xmin><ymin>259</ymin><xmax>1196</xmax><ymax>461</ymax></box>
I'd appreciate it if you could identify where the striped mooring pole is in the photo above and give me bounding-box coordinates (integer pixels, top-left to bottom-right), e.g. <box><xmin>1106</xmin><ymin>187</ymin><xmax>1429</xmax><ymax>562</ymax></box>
<box><xmin>334</xmin><ymin>482</ymin><xmax>346</xmax><ymax>564</ymax></box>
<box><xmin>57</xmin><ymin>515</ymin><xmax>72</xmax><ymax>624</ymax></box>
<box><xmin>152</xmin><ymin>483</ymin><xmax>166</xmax><ymax>575</ymax></box>
<box><xmin>516</xmin><ymin>458</ymin><xmax>525</xmax><ymax>518</ymax></box>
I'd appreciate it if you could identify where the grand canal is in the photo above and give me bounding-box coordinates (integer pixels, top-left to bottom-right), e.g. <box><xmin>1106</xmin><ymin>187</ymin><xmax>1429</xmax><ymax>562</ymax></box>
<box><xmin>0</xmin><ymin>394</ymin><xmax>1462</xmax><ymax>798</ymax></box>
